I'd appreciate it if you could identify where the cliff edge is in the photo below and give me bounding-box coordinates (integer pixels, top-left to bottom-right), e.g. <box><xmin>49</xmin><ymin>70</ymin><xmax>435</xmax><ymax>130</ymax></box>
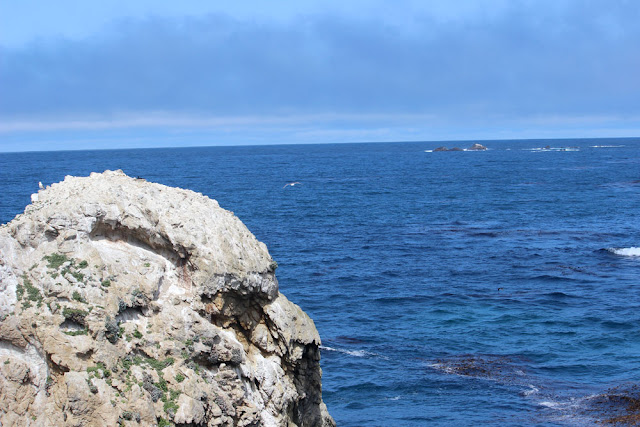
<box><xmin>0</xmin><ymin>170</ymin><xmax>334</xmax><ymax>427</ymax></box>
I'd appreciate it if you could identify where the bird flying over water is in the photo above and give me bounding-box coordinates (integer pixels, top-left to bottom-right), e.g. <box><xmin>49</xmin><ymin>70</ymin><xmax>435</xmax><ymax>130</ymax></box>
<box><xmin>283</xmin><ymin>182</ymin><xmax>301</xmax><ymax>188</ymax></box>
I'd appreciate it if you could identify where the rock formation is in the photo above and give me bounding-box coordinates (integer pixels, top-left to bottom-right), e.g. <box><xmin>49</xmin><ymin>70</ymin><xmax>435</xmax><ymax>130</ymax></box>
<box><xmin>433</xmin><ymin>143</ymin><xmax>487</xmax><ymax>152</ymax></box>
<box><xmin>0</xmin><ymin>170</ymin><xmax>334</xmax><ymax>427</ymax></box>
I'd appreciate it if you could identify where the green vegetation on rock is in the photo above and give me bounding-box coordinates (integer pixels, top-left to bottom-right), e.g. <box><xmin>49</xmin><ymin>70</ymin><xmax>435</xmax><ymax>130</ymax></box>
<box><xmin>43</xmin><ymin>253</ymin><xmax>69</xmax><ymax>269</ymax></box>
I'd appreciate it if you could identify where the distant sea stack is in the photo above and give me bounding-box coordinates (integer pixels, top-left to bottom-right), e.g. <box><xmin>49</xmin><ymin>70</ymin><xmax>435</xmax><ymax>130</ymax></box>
<box><xmin>433</xmin><ymin>143</ymin><xmax>487</xmax><ymax>152</ymax></box>
<box><xmin>0</xmin><ymin>170</ymin><xmax>334</xmax><ymax>427</ymax></box>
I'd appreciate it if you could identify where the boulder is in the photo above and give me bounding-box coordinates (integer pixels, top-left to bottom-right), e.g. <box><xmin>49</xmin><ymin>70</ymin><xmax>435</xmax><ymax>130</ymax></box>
<box><xmin>468</xmin><ymin>143</ymin><xmax>487</xmax><ymax>151</ymax></box>
<box><xmin>0</xmin><ymin>170</ymin><xmax>334</xmax><ymax>427</ymax></box>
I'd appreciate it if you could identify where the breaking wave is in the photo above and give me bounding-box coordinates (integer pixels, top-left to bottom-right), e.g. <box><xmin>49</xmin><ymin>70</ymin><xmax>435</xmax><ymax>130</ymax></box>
<box><xmin>606</xmin><ymin>247</ymin><xmax>640</xmax><ymax>257</ymax></box>
<box><xmin>320</xmin><ymin>346</ymin><xmax>380</xmax><ymax>358</ymax></box>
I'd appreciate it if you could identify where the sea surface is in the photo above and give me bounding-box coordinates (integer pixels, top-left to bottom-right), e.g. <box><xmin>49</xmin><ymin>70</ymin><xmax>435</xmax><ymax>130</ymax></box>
<box><xmin>1</xmin><ymin>138</ymin><xmax>640</xmax><ymax>425</ymax></box>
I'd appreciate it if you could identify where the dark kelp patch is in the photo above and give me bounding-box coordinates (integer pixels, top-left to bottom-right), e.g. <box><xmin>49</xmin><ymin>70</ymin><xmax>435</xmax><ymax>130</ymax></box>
<box><xmin>430</xmin><ymin>354</ymin><xmax>529</xmax><ymax>385</ymax></box>
<box><xmin>583</xmin><ymin>384</ymin><xmax>640</xmax><ymax>425</ymax></box>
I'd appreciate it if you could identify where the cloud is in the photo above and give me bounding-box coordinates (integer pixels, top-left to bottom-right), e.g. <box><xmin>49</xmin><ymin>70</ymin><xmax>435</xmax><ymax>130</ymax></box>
<box><xmin>1</xmin><ymin>1</ymin><xmax>639</xmax><ymax>132</ymax></box>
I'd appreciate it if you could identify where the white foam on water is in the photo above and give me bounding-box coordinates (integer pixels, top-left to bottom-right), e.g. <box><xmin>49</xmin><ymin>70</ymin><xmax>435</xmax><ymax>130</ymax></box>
<box><xmin>524</xmin><ymin>147</ymin><xmax>580</xmax><ymax>152</ymax></box>
<box><xmin>320</xmin><ymin>346</ymin><xmax>380</xmax><ymax>358</ymax></box>
<box><xmin>590</xmin><ymin>145</ymin><xmax>625</xmax><ymax>148</ymax></box>
<box><xmin>537</xmin><ymin>393</ymin><xmax>603</xmax><ymax>426</ymax></box>
<box><xmin>607</xmin><ymin>247</ymin><xmax>640</xmax><ymax>257</ymax></box>
<box><xmin>521</xmin><ymin>385</ymin><xmax>539</xmax><ymax>396</ymax></box>
<box><xmin>539</xmin><ymin>400</ymin><xmax>563</xmax><ymax>409</ymax></box>
<box><xmin>424</xmin><ymin>150</ymin><xmax>433</xmax><ymax>153</ymax></box>
<box><xmin>427</xmin><ymin>362</ymin><xmax>455</xmax><ymax>374</ymax></box>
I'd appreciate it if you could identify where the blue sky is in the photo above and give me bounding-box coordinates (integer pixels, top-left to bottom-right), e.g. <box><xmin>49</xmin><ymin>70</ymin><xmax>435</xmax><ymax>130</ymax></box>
<box><xmin>1</xmin><ymin>0</ymin><xmax>639</xmax><ymax>152</ymax></box>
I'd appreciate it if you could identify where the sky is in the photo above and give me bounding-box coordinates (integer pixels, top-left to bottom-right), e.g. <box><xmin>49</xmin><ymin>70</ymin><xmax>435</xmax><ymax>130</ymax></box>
<box><xmin>1</xmin><ymin>0</ymin><xmax>639</xmax><ymax>152</ymax></box>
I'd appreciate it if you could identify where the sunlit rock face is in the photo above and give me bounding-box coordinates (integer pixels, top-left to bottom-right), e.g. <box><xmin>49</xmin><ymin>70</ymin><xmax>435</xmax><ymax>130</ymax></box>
<box><xmin>0</xmin><ymin>170</ymin><xmax>334</xmax><ymax>427</ymax></box>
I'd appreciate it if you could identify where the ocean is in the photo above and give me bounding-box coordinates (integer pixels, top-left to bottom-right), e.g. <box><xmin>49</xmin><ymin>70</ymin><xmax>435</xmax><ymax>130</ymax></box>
<box><xmin>1</xmin><ymin>138</ymin><xmax>640</xmax><ymax>425</ymax></box>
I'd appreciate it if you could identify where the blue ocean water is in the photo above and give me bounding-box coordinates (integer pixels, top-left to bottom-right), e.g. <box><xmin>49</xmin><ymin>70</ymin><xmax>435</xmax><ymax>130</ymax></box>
<box><xmin>1</xmin><ymin>138</ymin><xmax>640</xmax><ymax>425</ymax></box>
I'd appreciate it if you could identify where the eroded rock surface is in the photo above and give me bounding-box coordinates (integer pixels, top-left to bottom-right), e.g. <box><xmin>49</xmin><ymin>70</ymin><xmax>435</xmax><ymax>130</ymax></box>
<box><xmin>0</xmin><ymin>170</ymin><xmax>334</xmax><ymax>427</ymax></box>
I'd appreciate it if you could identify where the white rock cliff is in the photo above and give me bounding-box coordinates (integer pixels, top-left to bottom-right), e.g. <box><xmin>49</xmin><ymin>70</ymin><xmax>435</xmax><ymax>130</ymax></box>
<box><xmin>0</xmin><ymin>170</ymin><xmax>334</xmax><ymax>427</ymax></box>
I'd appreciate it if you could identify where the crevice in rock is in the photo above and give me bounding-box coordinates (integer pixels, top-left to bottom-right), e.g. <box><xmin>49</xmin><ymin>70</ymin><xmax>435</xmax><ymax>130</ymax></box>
<box><xmin>116</xmin><ymin>307</ymin><xmax>144</xmax><ymax>323</ymax></box>
<box><xmin>76</xmin><ymin>349</ymin><xmax>94</xmax><ymax>361</ymax></box>
<box><xmin>59</xmin><ymin>319</ymin><xmax>85</xmax><ymax>331</ymax></box>
<box><xmin>46</xmin><ymin>353</ymin><xmax>69</xmax><ymax>375</ymax></box>
<box><xmin>89</xmin><ymin>220</ymin><xmax>193</xmax><ymax>270</ymax></box>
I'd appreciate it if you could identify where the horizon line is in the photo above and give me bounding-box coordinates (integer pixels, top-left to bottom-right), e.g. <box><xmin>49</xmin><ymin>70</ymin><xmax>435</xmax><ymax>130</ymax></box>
<box><xmin>2</xmin><ymin>135</ymin><xmax>638</xmax><ymax>154</ymax></box>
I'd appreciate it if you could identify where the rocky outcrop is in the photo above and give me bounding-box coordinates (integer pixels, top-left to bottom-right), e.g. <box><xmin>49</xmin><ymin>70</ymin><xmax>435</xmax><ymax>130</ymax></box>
<box><xmin>433</xmin><ymin>143</ymin><xmax>487</xmax><ymax>151</ymax></box>
<box><xmin>0</xmin><ymin>170</ymin><xmax>334</xmax><ymax>427</ymax></box>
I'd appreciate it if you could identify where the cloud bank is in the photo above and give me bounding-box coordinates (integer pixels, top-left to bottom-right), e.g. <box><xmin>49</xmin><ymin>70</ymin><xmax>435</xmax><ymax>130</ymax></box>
<box><xmin>1</xmin><ymin>0</ymin><xmax>639</xmax><ymax>148</ymax></box>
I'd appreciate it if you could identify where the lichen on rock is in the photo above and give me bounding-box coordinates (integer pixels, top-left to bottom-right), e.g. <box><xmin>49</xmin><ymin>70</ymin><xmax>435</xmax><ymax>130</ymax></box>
<box><xmin>0</xmin><ymin>170</ymin><xmax>334</xmax><ymax>427</ymax></box>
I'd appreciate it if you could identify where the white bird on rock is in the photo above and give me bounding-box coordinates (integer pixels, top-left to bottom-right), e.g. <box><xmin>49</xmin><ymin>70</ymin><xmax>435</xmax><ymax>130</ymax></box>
<box><xmin>38</xmin><ymin>182</ymin><xmax>44</xmax><ymax>190</ymax></box>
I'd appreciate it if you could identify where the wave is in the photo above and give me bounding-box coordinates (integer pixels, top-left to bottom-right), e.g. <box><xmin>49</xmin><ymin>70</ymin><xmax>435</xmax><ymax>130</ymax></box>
<box><xmin>320</xmin><ymin>345</ymin><xmax>381</xmax><ymax>358</ymax></box>
<box><xmin>590</xmin><ymin>145</ymin><xmax>625</xmax><ymax>148</ymax></box>
<box><xmin>524</xmin><ymin>147</ymin><xmax>580</xmax><ymax>152</ymax></box>
<box><xmin>521</xmin><ymin>385</ymin><xmax>540</xmax><ymax>397</ymax></box>
<box><xmin>606</xmin><ymin>247</ymin><xmax>640</xmax><ymax>257</ymax></box>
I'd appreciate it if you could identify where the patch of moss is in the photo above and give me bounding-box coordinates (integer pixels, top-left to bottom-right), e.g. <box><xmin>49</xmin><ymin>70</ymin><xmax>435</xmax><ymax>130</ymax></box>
<box><xmin>146</xmin><ymin>357</ymin><xmax>175</xmax><ymax>372</ymax></box>
<box><xmin>21</xmin><ymin>277</ymin><xmax>43</xmax><ymax>308</ymax></box>
<box><xmin>63</xmin><ymin>329</ymin><xmax>88</xmax><ymax>336</ymax></box>
<box><xmin>43</xmin><ymin>253</ymin><xmax>69</xmax><ymax>269</ymax></box>
<box><xmin>15</xmin><ymin>284</ymin><xmax>24</xmax><ymax>301</ymax></box>
<box><xmin>72</xmin><ymin>291</ymin><xmax>86</xmax><ymax>303</ymax></box>
<box><xmin>163</xmin><ymin>399</ymin><xmax>179</xmax><ymax>413</ymax></box>
<box><xmin>87</xmin><ymin>362</ymin><xmax>106</xmax><ymax>375</ymax></box>
<box><xmin>101</xmin><ymin>279</ymin><xmax>111</xmax><ymax>287</ymax></box>
<box><xmin>62</xmin><ymin>307</ymin><xmax>88</xmax><ymax>323</ymax></box>
<box><xmin>77</xmin><ymin>260</ymin><xmax>88</xmax><ymax>269</ymax></box>
<box><xmin>133</xmin><ymin>329</ymin><xmax>143</xmax><ymax>339</ymax></box>
<box><xmin>71</xmin><ymin>271</ymin><xmax>85</xmax><ymax>282</ymax></box>
<box><xmin>175</xmin><ymin>373</ymin><xmax>185</xmax><ymax>383</ymax></box>
<box><xmin>157</xmin><ymin>378</ymin><xmax>168</xmax><ymax>392</ymax></box>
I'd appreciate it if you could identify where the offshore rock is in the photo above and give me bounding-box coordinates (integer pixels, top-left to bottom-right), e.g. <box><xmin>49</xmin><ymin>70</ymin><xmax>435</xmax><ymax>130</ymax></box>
<box><xmin>0</xmin><ymin>170</ymin><xmax>334</xmax><ymax>427</ymax></box>
<box><xmin>433</xmin><ymin>144</ymin><xmax>487</xmax><ymax>151</ymax></box>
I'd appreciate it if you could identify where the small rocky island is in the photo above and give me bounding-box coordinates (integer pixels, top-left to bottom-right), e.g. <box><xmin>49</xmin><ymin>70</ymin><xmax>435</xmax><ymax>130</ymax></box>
<box><xmin>0</xmin><ymin>170</ymin><xmax>334</xmax><ymax>426</ymax></box>
<box><xmin>433</xmin><ymin>143</ymin><xmax>487</xmax><ymax>152</ymax></box>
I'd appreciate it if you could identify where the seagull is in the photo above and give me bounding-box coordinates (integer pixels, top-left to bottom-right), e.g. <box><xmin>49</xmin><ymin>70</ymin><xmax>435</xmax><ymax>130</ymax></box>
<box><xmin>38</xmin><ymin>182</ymin><xmax>44</xmax><ymax>190</ymax></box>
<box><xmin>283</xmin><ymin>182</ymin><xmax>301</xmax><ymax>188</ymax></box>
